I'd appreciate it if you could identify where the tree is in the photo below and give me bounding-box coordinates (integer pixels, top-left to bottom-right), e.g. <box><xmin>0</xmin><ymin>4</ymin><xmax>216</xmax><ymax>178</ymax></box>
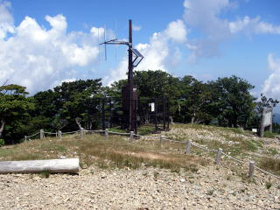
<box><xmin>213</xmin><ymin>76</ymin><xmax>256</xmax><ymax>128</ymax></box>
<box><xmin>133</xmin><ymin>70</ymin><xmax>181</xmax><ymax>100</ymax></box>
<box><xmin>256</xmin><ymin>93</ymin><xmax>279</xmax><ymax>113</ymax></box>
<box><xmin>0</xmin><ymin>84</ymin><xmax>34</xmax><ymax>144</ymax></box>
<box><xmin>179</xmin><ymin>76</ymin><xmax>214</xmax><ymax>124</ymax></box>
<box><xmin>249</xmin><ymin>93</ymin><xmax>280</xmax><ymax>129</ymax></box>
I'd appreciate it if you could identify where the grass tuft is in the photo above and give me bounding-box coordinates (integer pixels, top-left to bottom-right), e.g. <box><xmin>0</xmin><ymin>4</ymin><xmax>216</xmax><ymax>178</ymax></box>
<box><xmin>259</xmin><ymin>157</ymin><xmax>280</xmax><ymax>175</ymax></box>
<box><xmin>263</xmin><ymin>131</ymin><xmax>276</xmax><ymax>138</ymax></box>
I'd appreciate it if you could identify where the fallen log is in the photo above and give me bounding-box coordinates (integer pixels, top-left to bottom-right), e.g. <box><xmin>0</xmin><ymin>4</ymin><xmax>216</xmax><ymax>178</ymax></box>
<box><xmin>0</xmin><ymin>158</ymin><xmax>79</xmax><ymax>174</ymax></box>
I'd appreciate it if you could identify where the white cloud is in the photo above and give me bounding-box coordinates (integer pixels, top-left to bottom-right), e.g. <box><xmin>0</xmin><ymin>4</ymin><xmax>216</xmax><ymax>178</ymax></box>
<box><xmin>0</xmin><ymin>0</ymin><xmax>14</xmax><ymax>39</ymax></box>
<box><xmin>183</xmin><ymin>0</ymin><xmax>280</xmax><ymax>61</ymax></box>
<box><xmin>262</xmin><ymin>54</ymin><xmax>280</xmax><ymax>100</ymax></box>
<box><xmin>164</xmin><ymin>19</ymin><xmax>187</xmax><ymax>43</ymax></box>
<box><xmin>0</xmin><ymin>1</ymin><xmax>103</xmax><ymax>94</ymax></box>
<box><xmin>90</xmin><ymin>26</ymin><xmax>104</xmax><ymax>38</ymax></box>
<box><xmin>229</xmin><ymin>16</ymin><xmax>280</xmax><ymax>35</ymax></box>
<box><xmin>183</xmin><ymin>0</ymin><xmax>231</xmax><ymax>39</ymax></box>
<box><xmin>104</xmin><ymin>20</ymin><xmax>188</xmax><ymax>85</ymax></box>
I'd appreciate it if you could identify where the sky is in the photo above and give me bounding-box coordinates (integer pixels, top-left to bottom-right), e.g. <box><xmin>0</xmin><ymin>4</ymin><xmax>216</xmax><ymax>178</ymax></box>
<box><xmin>1</xmin><ymin>0</ymin><xmax>280</xmax><ymax>106</ymax></box>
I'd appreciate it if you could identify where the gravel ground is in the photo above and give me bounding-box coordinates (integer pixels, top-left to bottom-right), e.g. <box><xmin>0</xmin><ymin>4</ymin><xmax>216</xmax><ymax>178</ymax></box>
<box><xmin>0</xmin><ymin>164</ymin><xmax>279</xmax><ymax>210</ymax></box>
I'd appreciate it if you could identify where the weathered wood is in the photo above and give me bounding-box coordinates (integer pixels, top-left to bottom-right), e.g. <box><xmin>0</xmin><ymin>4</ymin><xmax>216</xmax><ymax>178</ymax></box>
<box><xmin>159</xmin><ymin>135</ymin><xmax>163</xmax><ymax>145</ymax></box>
<box><xmin>58</xmin><ymin>130</ymin><xmax>62</xmax><ymax>140</ymax></box>
<box><xmin>105</xmin><ymin>129</ymin><xmax>109</xmax><ymax>140</ymax></box>
<box><xmin>215</xmin><ymin>148</ymin><xmax>223</xmax><ymax>165</ymax></box>
<box><xmin>80</xmin><ymin>128</ymin><xmax>84</xmax><ymax>139</ymax></box>
<box><xmin>129</xmin><ymin>131</ymin><xmax>134</xmax><ymax>143</ymax></box>
<box><xmin>40</xmin><ymin>129</ymin><xmax>44</xmax><ymax>139</ymax></box>
<box><xmin>0</xmin><ymin>158</ymin><xmax>79</xmax><ymax>174</ymax></box>
<box><xmin>249</xmin><ymin>161</ymin><xmax>255</xmax><ymax>178</ymax></box>
<box><xmin>185</xmin><ymin>140</ymin><xmax>192</xmax><ymax>154</ymax></box>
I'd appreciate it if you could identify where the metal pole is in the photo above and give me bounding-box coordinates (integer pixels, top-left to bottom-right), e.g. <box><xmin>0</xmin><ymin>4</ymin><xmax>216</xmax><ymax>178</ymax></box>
<box><xmin>135</xmin><ymin>97</ymin><xmax>137</xmax><ymax>134</ymax></box>
<box><xmin>128</xmin><ymin>19</ymin><xmax>133</xmax><ymax>131</ymax></box>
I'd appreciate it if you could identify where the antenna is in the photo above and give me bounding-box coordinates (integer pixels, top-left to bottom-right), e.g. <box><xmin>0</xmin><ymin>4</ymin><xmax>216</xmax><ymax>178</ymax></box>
<box><xmin>1</xmin><ymin>79</ymin><xmax>9</xmax><ymax>87</ymax></box>
<box><xmin>98</xmin><ymin>28</ymin><xmax>101</xmax><ymax>64</ymax></box>
<box><xmin>114</xmin><ymin>20</ymin><xmax>118</xmax><ymax>64</ymax></box>
<box><xmin>100</xmin><ymin>20</ymin><xmax>144</xmax><ymax>132</ymax></box>
<box><xmin>104</xmin><ymin>25</ymin><xmax>107</xmax><ymax>61</ymax></box>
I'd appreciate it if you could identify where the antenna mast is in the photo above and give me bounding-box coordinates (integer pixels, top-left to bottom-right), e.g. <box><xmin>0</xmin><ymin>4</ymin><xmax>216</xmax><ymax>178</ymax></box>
<box><xmin>100</xmin><ymin>20</ymin><xmax>144</xmax><ymax>132</ymax></box>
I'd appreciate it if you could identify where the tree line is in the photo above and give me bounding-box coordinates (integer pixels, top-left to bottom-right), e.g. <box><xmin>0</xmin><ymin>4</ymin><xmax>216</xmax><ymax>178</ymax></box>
<box><xmin>0</xmin><ymin>70</ymin><xmax>278</xmax><ymax>145</ymax></box>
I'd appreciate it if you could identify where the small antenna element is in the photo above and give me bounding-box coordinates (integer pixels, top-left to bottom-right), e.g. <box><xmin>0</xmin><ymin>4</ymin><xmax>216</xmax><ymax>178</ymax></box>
<box><xmin>104</xmin><ymin>26</ymin><xmax>107</xmax><ymax>61</ymax></box>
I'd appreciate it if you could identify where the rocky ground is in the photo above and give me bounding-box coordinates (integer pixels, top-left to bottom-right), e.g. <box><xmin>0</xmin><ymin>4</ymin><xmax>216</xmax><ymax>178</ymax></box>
<box><xmin>0</xmin><ymin>163</ymin><xmax>279</xmax><ymax>210</ymax></box>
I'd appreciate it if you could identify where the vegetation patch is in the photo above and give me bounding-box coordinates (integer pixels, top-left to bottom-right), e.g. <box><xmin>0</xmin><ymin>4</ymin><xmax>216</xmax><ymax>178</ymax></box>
<box><xmin>0</xmin><ymin>139</ymin><xmax>5</xmax><ymax>147</ymax></box>
<box><xmin>259</xmin><ymin>157</ymin><xmax>280</xmax><ymax>175</ymax></box>
<box><xmin>0</xmin><ymin>134</ymin><xmax>207</xmax><ymax>172</ymax></box>
<box><xmin>263</xmin><ymin>131</ymin><xmax>276</xmax><ymax>138</ymax></box>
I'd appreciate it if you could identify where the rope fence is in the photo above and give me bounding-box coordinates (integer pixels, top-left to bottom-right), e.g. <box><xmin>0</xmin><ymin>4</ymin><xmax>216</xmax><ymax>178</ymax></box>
<box><xmin>24</xmin><ymin>128</ymin><xmax>280</xmax><ymax>180</ymax></box>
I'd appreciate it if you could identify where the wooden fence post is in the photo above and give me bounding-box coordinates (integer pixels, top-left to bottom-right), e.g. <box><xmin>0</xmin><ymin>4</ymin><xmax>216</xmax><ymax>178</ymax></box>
<box><xmin>215</xmin><ymin>148</ymin><xmax>223</xmax><ymax>165</ymax></box>
<box><xmin>130</xmin><ymin>131</ymin><xmax>134</xmax><ymax>143</ymax></box>
<box><xmin>105</xmin><ymin>129</ymin><xmax>109</xmax><ymax>140</ymax></box>
<box><xmin>185</xmin><ymin>140</ymin><xmax>192</xmax><ymax>154</ymax></box>
<box><xmin>80</xmin><ymin>128</ymin><xmax>84</xmax><ymax>139</ymax></box>
<box><xmin>40</xmin><ymin>129</ymin><xmax>44</xmax><ymax>139</ymax></box>
<box><xmin>249</xmin><ymin>161</ymin><xmax>255</xmax><ymax>179</ymax></box>
<box><xmin>160</xmin><ymin>135</ymin><xmax>163</xmax><ymax>145</ymax></box>
<box><xmin>58</xmin><ymin>130</ymin><xmax>62</xmax><ymax>140</ymax></box>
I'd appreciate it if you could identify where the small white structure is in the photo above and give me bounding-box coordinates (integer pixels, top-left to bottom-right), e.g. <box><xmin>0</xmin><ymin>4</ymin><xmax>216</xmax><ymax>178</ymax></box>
<box><xmin>260</xmin><ymin>107</ymin><xmax>273</xmax><ymax>137</ymax></box>
<box><xmin>149</xmin><ymin>102</ymin><xmax>155</xmax><ymax>112</ymax></box>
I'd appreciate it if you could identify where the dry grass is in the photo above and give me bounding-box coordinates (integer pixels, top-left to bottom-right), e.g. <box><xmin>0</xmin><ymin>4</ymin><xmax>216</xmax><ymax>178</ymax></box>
<box><xmin>259</xmin><ymin>157</ymin><xmax>280</xmax><ymax>175</ymax></box>
<box><xmin>0</xmin><ymin>133</ymin><xmax>207</xmax><ymax>172</ymax></box>
<box><xmin>164</xmin><ymin>124</ymin><xmax>264</xmax><ymax>157</ymax></box>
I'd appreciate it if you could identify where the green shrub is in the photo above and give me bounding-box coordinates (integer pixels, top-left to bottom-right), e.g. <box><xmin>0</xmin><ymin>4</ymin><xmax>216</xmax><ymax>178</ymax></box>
<box><xmin>41</xmin><ymin>170</ymin><xmax>50</xmax><ymax>178</ymax></box>
<box><xmin>0</xmin><ymin>139</ymin><xmax>5</xmax><ymax>147</ymax></box>
<box><xmin>263</xmin><ymin>131</ymin><xmax>276</xmax><ymax>138</ymax></box>
<box><xmin>266</xmin><ymin>182</ymin><xmax>272</xmax><ymax>189</ymax></box>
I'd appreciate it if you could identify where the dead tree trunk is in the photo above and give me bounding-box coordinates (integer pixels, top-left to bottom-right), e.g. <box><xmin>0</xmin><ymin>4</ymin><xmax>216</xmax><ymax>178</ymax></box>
<box><xmin>75</xmin><ymin>118</ymin><xmax>83</xmax><ymax>130</ymax></box>
<box><xmin>0</xmin><ymin>158</ymin><xmax>80</xmax><ymax>174</ymax></box>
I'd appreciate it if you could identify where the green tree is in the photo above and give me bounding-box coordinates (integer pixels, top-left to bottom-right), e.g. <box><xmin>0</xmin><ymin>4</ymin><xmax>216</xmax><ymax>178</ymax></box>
<box><xmin>213</xmin><ymin>76</ymin><xmax>256</xmax><ymax>128</ymax></box>
<box><xmin>133</xmin><ymin>70</ymin><xmax>181</xmax><ymax>100</ymax></box>
<box><xmin>250</xmin><ymin>93</ymin><xmax>279</xmax><ymax>129</ymax></box>
<box><xmin>179</xmin><ymin>76</ymin><xmax>214</xmax><ymax>124</ymax></box>
<box><xmin>32</xmin><ymin>79</ymin><xmax>103</xmax><ymax>132</ymax></box>
<box><xmin>0</xmin><ymin>84</ymin><xmax>34</xmax><ymax>144</ymax></box>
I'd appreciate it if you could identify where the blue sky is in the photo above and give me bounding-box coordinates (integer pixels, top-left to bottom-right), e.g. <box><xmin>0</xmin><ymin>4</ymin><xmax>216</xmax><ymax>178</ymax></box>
<box><xmin>1</xmin><ymin>0</ymin><xmax>280</xmax><ymax>106</ymax></box>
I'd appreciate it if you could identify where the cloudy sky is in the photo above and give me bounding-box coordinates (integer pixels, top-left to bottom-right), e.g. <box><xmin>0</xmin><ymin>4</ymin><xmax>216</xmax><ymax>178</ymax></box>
<box><xmin>1</xmin><ymin>0</ymin><xmax>280</xmax><ymax>103</ymax></box>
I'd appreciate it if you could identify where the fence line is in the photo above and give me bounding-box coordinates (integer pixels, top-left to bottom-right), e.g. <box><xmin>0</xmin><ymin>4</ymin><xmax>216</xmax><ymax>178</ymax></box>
<box><xmin>27</xmin><ymin>132</ymin><xmax>40</xmax><ymax>139</ymax></box>
<box><xmin>24</xmin><ymin>128</ymin><xmax>280</xmax><ymax>180</ymax></box>
<box><xmin>44</xmin><ymin>132</ymin><xmax>57</xmax><ymax>135</ymax></box>
<box><xmin>221</xmin><ymin>151</ymin><xmax>245</xmax><ymax>165</ymax></box>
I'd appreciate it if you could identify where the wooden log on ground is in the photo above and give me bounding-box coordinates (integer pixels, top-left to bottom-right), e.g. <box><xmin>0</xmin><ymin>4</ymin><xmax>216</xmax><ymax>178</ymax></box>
<box><xmin>0</xmin><ymin>158</ymin><xmax>79</xmax><ymax>174</ymax></box>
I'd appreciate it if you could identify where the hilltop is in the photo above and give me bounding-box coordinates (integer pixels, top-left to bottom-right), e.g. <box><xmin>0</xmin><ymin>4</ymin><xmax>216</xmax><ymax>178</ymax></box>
<box><xmin>0</xmin><ymin>124</ymin><xmax>279</xmax><ymax>209</ymax></box>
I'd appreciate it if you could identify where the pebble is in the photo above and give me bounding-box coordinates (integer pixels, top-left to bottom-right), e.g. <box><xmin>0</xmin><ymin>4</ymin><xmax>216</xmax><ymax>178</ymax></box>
<box><xmin>0</xmin><ymin>165</ymin><xmax>279</xmax><ymax>210</ymax></box>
